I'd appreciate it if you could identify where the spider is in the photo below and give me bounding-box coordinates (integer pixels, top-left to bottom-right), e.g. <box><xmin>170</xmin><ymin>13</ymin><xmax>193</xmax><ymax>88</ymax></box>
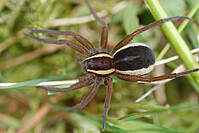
<box><xmin>23</xmin><ymin>0</ymin><xmax>199</xmax><ymax>131</ymax></box>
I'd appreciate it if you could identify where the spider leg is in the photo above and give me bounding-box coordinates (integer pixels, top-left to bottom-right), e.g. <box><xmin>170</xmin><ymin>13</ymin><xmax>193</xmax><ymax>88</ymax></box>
<box><xmin>114</xmin><ymin>68</ymin><xmax>199</xmax><ymax>82</ymax></box>
<box><xmin>112</xmin><ymin>16</ymin><xmax>191</xmax><ymax>54</ymax></box>
<box><xmin>102</xmin><ymin>77</ymin><xmax>113</xmax><ymax>131</ymax></box>
<box><xmin>67</xmin><ymin>76</ymin><xmax>103</xmax><ymax>112</ymax></box>
<box><xmin>25</xmin><ymin>26</ymin><xmax>98</xmax><ymax>54</ymax></box>
<box><xmin>76</xmin><ymin>55</ymin><xmax>87</xmax><ymax>64</ymax></box>
<box><xmin>23</xmin><ymin>33</ymin><xmax>90</xmax><ymax>56</ymax></box>
<box><xmin>85</xmin><ymin>0</ymin><xmax>108</xmax><ymax>52</ymax></box>
<box><xmin>79</xmin><ymin>73</ymin><xmax>94</xmax><ymax>82</ymax></box>
<box><xmin>37</xmin><ymin>74</ymin><xmax>95</xmax><ymax>93</ymax></box>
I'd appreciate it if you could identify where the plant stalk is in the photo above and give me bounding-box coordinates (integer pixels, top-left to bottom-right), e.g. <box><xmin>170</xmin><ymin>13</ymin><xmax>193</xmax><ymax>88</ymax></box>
<box><xmin>144</xmin><ymin>0</ymin><xmax>199</xmax><ymax>87</ymax></box>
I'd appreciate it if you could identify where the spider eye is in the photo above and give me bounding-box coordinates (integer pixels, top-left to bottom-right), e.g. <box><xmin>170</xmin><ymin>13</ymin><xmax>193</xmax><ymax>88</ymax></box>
<box><xmin>113</xmin><ymin>43</ymin><xmax>156</xmax><ymax>76</ymax></box>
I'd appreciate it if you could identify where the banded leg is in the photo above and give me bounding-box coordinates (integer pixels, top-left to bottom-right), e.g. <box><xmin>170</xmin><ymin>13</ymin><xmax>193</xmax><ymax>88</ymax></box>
<box><xmin>68</xmin><ymin>76</ymin><xmax>103</xmax><ymax>112</ymax></box>
<box><xmin>102</xmin><ymin>77</ymin><xmax>113</xmax><ymax>131</ymax></box>
<box><xmin>112</xmin><ymin>16</ymin><xmax>191</xmax><ymax>54</ymax></box>
<box><xmin>25</xmin><ymin>27</ymin><xmax>98</xmax><ymax>54</ymax></box>
<box><xmin>38</xmin><ymin>74</ymin><xmax>95</xmax><ymax>93</ymax></box>
<box><xmin>23</xmin><ymin>33</ymin><xmax>90</xmax><ymax>56</ymax></box>
<box><xmin>85</xmin><ymin>0</ymin><xmax>108</xmax><ymax>52</ymax></box>
<box><xmin>114</xmin><ymin>68</ymin><xmax>199</xmax><ymax>82</ymax></box>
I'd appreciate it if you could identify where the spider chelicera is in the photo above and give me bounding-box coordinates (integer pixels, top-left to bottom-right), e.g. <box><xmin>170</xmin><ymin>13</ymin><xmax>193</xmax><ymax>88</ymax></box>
<box><xmin>23</xmin><ymin>0</ymin><xmax>199</xmax><ymax>131</ymax></box>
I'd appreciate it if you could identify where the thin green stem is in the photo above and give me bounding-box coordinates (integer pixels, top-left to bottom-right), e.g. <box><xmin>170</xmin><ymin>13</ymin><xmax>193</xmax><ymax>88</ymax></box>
<box><xmin>144</xmin><ymin>0</ymin><xmax>199</xmax><ymax>88</ymax></box>
<box><xmin>156</xmin><ymin>1</ymin><xmax>199</xmax><ymax>61</ymax></box>
<box><xmin>156</xmin><ymin>44</ymin><xmax>170</xmax><ymax>61</ymax></box>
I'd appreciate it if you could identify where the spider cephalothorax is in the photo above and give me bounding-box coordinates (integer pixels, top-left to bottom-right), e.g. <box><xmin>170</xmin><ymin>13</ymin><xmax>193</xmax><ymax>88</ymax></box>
<box><xmin>83</xmin><ymin>52</ymin><xmax>115</xmax><ymax>75</ymax></box>
<box><xmin>23</xmin><ymin>0</ymin><xmax>199</xmax><ymax>131</ymax></box>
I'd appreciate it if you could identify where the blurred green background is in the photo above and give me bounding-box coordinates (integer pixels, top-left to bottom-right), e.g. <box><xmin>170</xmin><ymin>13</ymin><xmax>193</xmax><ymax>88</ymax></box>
<box><xmin>0</xmin><ymin>0</ymin><xmax>199</xmax><ymax>132</ymax></box>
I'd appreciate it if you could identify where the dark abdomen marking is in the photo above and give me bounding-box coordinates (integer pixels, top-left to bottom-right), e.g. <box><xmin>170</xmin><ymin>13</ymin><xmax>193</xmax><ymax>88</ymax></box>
<box><xmin>113</xmin><ymin>43</ymin><xmax>156</xmax><ymax>75</ymax></box>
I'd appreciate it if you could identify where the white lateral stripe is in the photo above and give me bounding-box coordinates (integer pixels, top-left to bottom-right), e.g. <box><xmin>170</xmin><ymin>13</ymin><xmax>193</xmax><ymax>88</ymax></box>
<box><xmin>87</xmin><ymin>68</ymin><xmax>115</xmax><ymax>75</ymax></box>
<box><xmin>85</xmin><ymin>53</ymin><xmax>113</xmax><ymax>60</ymax></box>
<box><xmin>116</xmin><ymin>65</ymin><xmax>154</xmax><ymax>75</ymax></box>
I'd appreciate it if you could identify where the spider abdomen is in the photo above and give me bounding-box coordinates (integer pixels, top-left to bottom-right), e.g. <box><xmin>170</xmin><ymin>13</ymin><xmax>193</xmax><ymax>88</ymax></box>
<box><xmin>84</xmin><ymin>53</ymin><xmax>115</xmax><ymax>75</ymax></box>
<box><xmin>113</xmin><ymin>43</ymin><xmax>156</xmax><ymax>75</ymax></box>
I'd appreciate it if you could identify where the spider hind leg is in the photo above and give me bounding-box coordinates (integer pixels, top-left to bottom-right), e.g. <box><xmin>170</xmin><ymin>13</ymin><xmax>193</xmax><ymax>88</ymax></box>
<box><xmin>114</xmin><ymin>68</ymin><xmax>199</xmax><ymax>82</ymax></box>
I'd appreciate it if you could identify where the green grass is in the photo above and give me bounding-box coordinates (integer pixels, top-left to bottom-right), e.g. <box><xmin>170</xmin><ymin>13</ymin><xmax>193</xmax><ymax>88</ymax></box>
<box><xmin>0</xmin><ymin>0</ymin><xmax>199</xmax><ymax>132</ymax></box>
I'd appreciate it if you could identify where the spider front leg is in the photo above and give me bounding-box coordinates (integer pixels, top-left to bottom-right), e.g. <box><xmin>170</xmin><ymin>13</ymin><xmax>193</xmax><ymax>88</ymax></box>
<box><xmin>38</xmin><ymin>74</ymin><xmax>95</xmax><ymax>93</ymax></box>
<box><xmin>114</xmin><ymin>68</ymin><xmax>199</xmax><ymax>82</ymax></box>
<box><xmin>25</xmin><ymin>27</ymin><xmax>98</xmax><ymax>54</ymax></box>
<box><xmin>67</xmin><ymin>76</ymin><xmax>103</xmax><ymax>112</ymax></box>
<box><xmin>102</xmin><ymin>77</ymin><xmax>113</xmax><ymax>131</ymax></box>
<box><xmin>85</xmin><ymin>0</ymin><xmax>108</xmax><ymax>52</ymax></box>
<box><xmin>23</xmin><ymin>33</ymin><xmax>90</xmax><ymax>57</ymax></box>
<box><xmin>112</xmin><ymin>16</ymin><xmax>191</xmax><ymax>53</ymax></box>
<box><xmin>76</xmin><ymin>55</ymin><xmax>87</xmax><ymax>64</ymax></box>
